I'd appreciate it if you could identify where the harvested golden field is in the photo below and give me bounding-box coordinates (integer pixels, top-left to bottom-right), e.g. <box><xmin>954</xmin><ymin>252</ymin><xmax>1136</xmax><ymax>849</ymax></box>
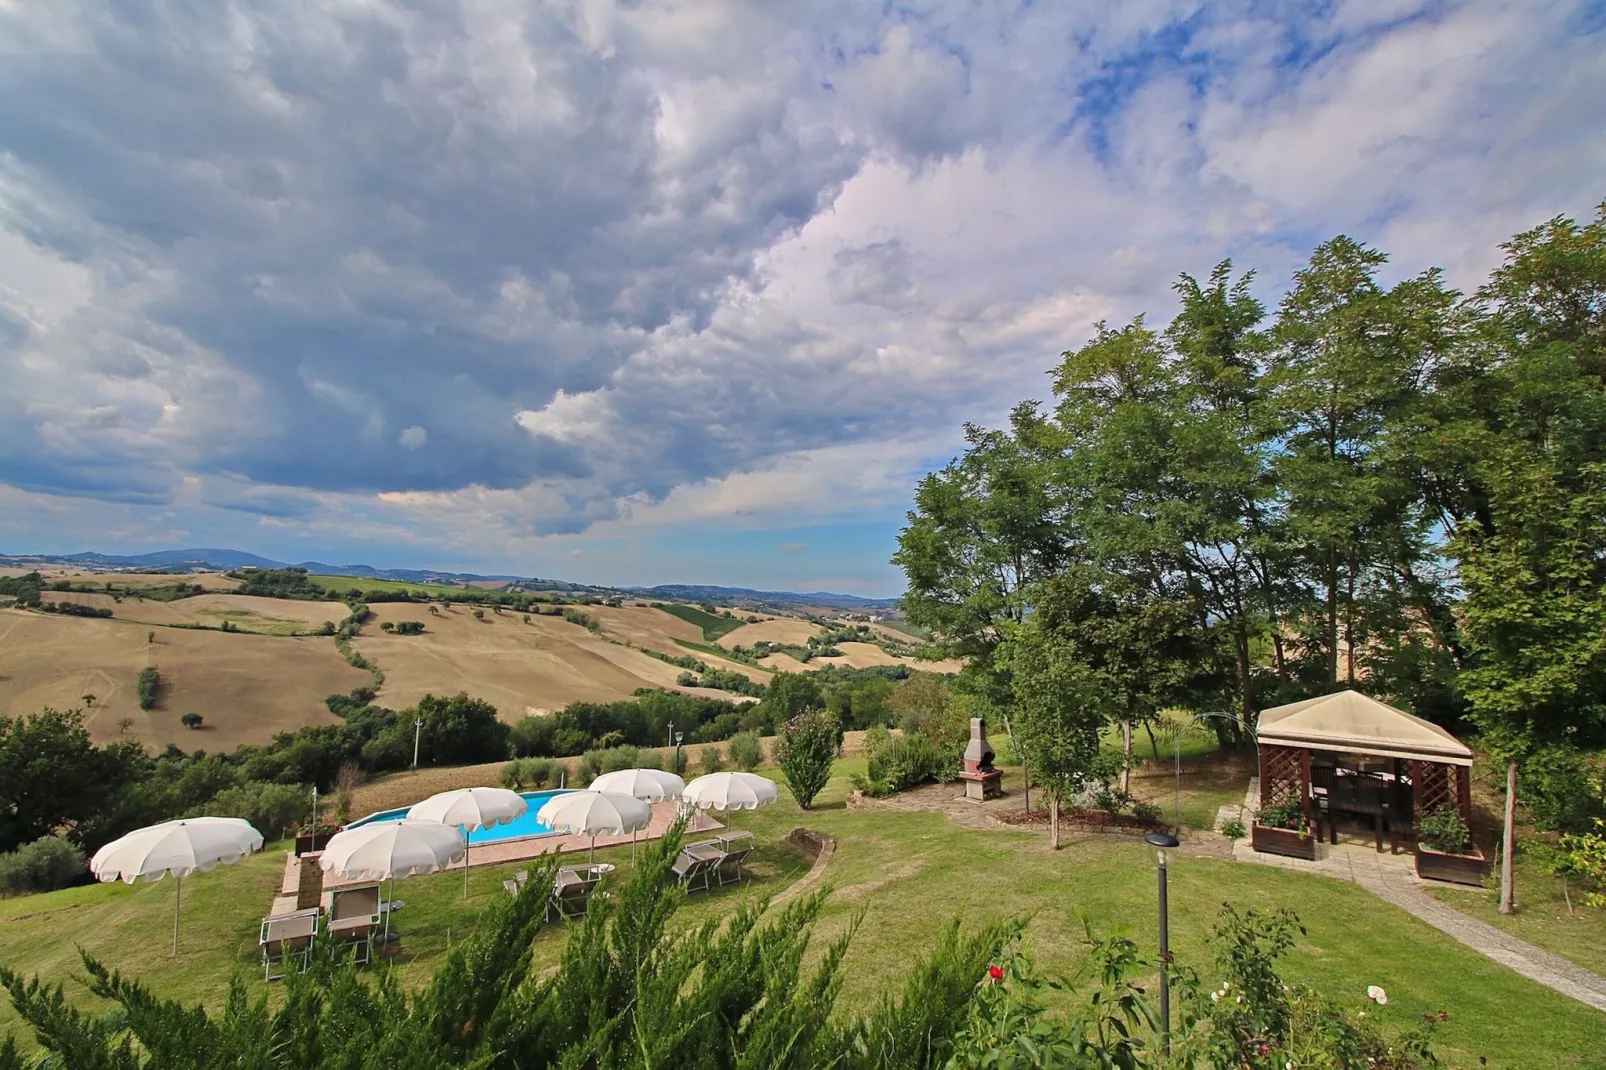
<box><xmin>15</xmin><ymin>569</ymin><xmax>241</xmax><ymax>591</ymax></box>
<box><xmin>353</xmin><ymin>602</ymin><xmax>747</xmax><ymax>720</ymax></box>
<box><xmin>588</xmin><ymin>605</ymin><xmax>770</xmax><ymax>683</ymax></box>
<box><xmin>757</xmin><ymin>652</ymin><xmax>812</xmax><ymax>672</ymax></box>
<box><xmin>0</xmin><ymin>608</ymin><xmax>365</xmax><ymax>749</ymax></box>
<box><xmin>758</xmin><ymin>642</ymin><xmax>964</xmax><ymax>675</ymax></box>
<box><xmin>44</xmin><ymin>591</ymin><xmax>349</xmax><ymax>635</ymax></box>
<box><xmin>716</xmin><ymin>617</ymin><xmax>819</xmax><ymax>650</ymax></box>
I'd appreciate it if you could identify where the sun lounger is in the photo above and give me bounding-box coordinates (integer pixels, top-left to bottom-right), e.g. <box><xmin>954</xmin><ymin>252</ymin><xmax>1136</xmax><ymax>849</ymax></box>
<box><xmin>712</xmin><ymin>844</ymin><xmax>753</xmax><ymax>887</ymax></box>
<box><xmin>673</xmin><ymin>844</ymin><xmax>720</xmax><ymax>893</ymax></box>
<box><xmin>547</xmin><ymin>866</ymin><xmax>603</xmax><ymax>921</ymax></box>
<box><xmin>327</xmin><ymin>884</ymin><xmax>381</xmax><ymax>964</ymax></box>
<box><xmin>260</xmin><ymin>908</ymin><xmax>319</xmax><ymax>981</ymax></box>
<box><xmin>504</xmin><ymin>878</ymin><xmax>521</xmax><ymax>898</ymax></box>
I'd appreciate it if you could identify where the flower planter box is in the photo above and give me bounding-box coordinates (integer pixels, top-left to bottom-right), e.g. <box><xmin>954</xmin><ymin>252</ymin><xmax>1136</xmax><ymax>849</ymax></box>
<box><xmin>294</xmin><ymin>832</ymin><xmax>333</xmax><ymax>856</ymax></box>
<box><xmin>1251</xmin><ymin>823</ymin><xmax>1316</xmax><ymax>860</ymax></box>
<box><xmin>1414</xmin><ymin>846</ymin><xmax>1489</xmax><ymax>886</ymax></box>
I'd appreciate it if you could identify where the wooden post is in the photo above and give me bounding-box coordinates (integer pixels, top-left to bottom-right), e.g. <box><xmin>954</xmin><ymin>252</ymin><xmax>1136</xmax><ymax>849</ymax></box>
<box><xmin>1299</xmin><ymin>747</ymin><xmax>1313</xmax><ymax>826</ymax></box>
<box><xmin>1456</xmin><ymin>765</ymin><xmax>1473</xmax><ymax>827</ymax></box>
<box><xmin>1500</xmin><ymin>759</ymin><xmax>1517</xmax><ymax>915</ymax></box>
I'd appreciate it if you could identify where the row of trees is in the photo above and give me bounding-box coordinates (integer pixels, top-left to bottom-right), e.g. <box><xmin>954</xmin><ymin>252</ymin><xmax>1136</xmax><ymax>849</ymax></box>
<box><xmin>897</xmin><ymin>206</ymin><xmax>1606</xmax><ymax>876</ymax></box>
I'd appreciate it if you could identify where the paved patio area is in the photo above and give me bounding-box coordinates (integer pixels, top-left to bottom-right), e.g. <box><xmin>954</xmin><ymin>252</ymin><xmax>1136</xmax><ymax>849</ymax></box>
<box><xmin>274</xmin><ymin>801</ymin><xmax>723</xmax><ymax>907</ymax></box>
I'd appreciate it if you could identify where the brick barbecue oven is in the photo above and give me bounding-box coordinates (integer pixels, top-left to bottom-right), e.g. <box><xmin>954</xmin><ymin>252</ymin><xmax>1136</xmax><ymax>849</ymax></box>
<box><xmin>959</xmin><ymin>717</ymin><xmax>1003</xmax><ymax>800</ymax></box>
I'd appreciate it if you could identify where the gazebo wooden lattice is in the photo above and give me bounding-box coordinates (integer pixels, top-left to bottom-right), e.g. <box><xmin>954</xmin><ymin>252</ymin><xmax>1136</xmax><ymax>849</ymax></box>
<box><xmin>1251</xmin><ymin>690</ymin><xmax>1478</xmax><ymax>878</ymax></box>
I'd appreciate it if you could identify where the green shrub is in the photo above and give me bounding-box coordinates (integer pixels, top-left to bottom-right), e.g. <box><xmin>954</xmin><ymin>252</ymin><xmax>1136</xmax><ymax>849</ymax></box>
<box><xmin>776</xmin><ymin>708</ymin><xmax>839</xmax><ymax>810</ymax></box>
<box><xmin>521</xmin><ymin>757</ymin><xmax>557</xmax><ymax>789</ymax></box>
<box><xmin>202</xmin><ymin>781</ymin><xmax>308</xmax><ymax>840</ymax></box>
<box><xmin>1221</xmin><ymin>817</ymin><xmax>1247</xmax><ymax>840</ymax></box>
<box><xmin>867</xmin><ymin>735</ymin><xmax>947</xmax><ymax>793</ymax></box>
<box><xmin>136</xmin><ymin>667</ymin><xmax>159</xmax><ymax>710</ymax></box>
<box><xmin>699</xmin><ymin>745</ymin><xmax>724</xmax><ymax>775</ymax></box>
<box><xmin>727</xmin><ymin>730</ymin><xmax>763</xmax><ymax>771</ymax></box>
<box><xmin>500</xmin><ymin>760</ymin><xmax>526</xmax><ymax>790</ymax></box>
<box><xmin>862</xmin><ymin>724</ymin><xmax>892</xmax><ymax>760</ymax></box>
<box><xmin>1130</xmin><ymin>799</ymin><xmax>1163</xmax><ymax>825</ymax></box>
<box><xmin>360</xmin><ymin>726</ymin><xmax>412</xmax><ymax>772</ymax></box>
<box><xmin>1418</xmin><ymin>806</ymin><xmax>1473</xmax><ymax>855</ymax></box>
<box><xmin>0</xmin><ymin>836</ymin><xmax>86</xmax><ymax>895</ymax></box>
<box><xmin>180</xmin><ymin>713</ymin><xmax>203</xmax><ymax>730</ymax></box>
<box><xmin>509</xmin><ymin>714</ymin><xmax>556</xmax><ymax>757</ymax></box>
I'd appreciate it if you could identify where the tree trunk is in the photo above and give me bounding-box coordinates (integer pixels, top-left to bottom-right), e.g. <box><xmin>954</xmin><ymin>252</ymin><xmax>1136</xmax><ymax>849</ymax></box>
<box><xmin>1145</xmin><ymin>722</ymin><xmax>1159</xmax><ymax>760</ymax></box>
<box><xmin>1500</xmin><ymin>759</ymin><xmax>1517</xmax><ymax>915</ymax></box>
<box><xmin>1327</xmin><ymin>543</ymin><xmax>1340</xmax><ymax>685</ymax></box>
<box><xmin>1344</xmin><ymin>556</ymin><xmax>1357</xmax><ymax>686</ymax></box>
<box><xmin>1234</xmin><ymin>622</ymin><xmax>1254</xmax><ymax>745</ymax></box>
<box><xmin>1121</xmin><ymin>721</ymin><xmax>1134</xmax><ymax>795</ymax></box>
<box><xmin>1004</xmin><ymin>714</ymin><xmax>1029</xmax><ymax>814</ymax></box>
<box><xmin>1049</xmin><ymin>790</ymin><xmax>1060</xmax><ymax>850</ymax></box>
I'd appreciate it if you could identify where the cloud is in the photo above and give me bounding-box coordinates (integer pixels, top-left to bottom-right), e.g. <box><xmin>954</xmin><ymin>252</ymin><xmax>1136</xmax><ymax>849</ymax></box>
<box><xmin>0</xmin><ymin>0</ymin><xmax>1601</xmax><ymax>585</ymax></box>
<box><xmin>779</xmin><ymin>542</ymin><xmax>807</xmax><ymax>553</ymax></box>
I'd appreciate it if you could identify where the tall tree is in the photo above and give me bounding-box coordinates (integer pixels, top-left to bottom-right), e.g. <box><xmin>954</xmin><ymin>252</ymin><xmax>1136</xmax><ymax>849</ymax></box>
<box><xmin>1452</xmin><ymin>206</ymin><xmax>1606</xmax><ymax>912</ymax></box>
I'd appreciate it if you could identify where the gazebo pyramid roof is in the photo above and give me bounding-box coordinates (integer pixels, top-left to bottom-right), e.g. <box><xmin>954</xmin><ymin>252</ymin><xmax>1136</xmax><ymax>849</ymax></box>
<box><xmin>1256</xmin><ymin>690</ymin><xmax>1473</xmax><ymax>766</ymax></box>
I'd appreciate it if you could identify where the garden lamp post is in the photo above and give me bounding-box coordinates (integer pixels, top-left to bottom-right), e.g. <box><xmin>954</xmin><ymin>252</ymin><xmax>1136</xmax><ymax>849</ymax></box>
<box><xmin>412</xmin><ymin>718</ymin><xmax>423</xmax><ymax>770</ymax></box>
<box><xmin>1145</xmin><ymin>830</ymin><xmax>1180</xmax><ymax>1054</ymax></box>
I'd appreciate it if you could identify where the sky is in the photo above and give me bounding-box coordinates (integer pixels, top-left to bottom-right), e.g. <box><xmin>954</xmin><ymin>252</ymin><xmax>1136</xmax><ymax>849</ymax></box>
<box><xmin>1</xmin><ymin>1</ymin><xmax>1603</xmax><ymax>596</ymax></box>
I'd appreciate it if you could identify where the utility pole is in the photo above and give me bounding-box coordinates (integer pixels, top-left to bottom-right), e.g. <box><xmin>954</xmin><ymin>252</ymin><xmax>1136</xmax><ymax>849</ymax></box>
<box><xmin>412</xmin><ymin>718</ymin><xmax>423</xmax><ymax>770</ymax></box>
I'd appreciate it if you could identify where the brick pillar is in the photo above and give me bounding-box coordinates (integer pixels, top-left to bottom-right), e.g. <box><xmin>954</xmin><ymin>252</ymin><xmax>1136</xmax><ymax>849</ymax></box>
<box><xmin>296</xmin><ymin>855</ymin><xmax>323</xmax><ymax>911</ymax></box>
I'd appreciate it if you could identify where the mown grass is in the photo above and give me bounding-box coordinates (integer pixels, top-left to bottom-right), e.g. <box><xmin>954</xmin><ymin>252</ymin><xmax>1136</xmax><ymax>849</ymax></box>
<box><xmin>3</xmin><ymin>760</ymin><xmax>1604</xmax><ymax>1068</ymax></box>
<box><xmin>1427</xmin><ymin>850</ymin><xmax>1606</xmax><ymax>979</ymax></box>
<box><xmin>653</xmin><ymin>602</ymin><xmax>745</xmax><ymax>642</ymax></box>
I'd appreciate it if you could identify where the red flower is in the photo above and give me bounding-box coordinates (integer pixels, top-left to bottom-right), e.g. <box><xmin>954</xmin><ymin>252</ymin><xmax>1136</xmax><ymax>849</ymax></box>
<box><xmin>987</xmin><ymin>965</ymin><xmax>1005</xmax><ymax>982</ymax></box>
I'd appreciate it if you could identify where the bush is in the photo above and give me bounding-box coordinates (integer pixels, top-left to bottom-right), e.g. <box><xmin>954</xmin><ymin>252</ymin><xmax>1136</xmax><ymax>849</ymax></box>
<box><xmin>1221</xmin><ymin>817</ymin><xmax>1247</xmax><ymax>840</ymax></box>
<box><xmin>727</xmin><ymin>730</ymin><xmax>763</xmax><ymax>771</ymax></box>
<box><xmin>396</xmin><ymin>620</ymin><xmax>425</xmax><ymax>635</ymax></box>
<box><xmin>863</xmin><ymin>724</ymin><xmax>892</xmax><ymax>760</ymax></box>
<box><xmin>0</xmin><ymin>836</ymin><xmax>86</xmax><ymax>896</ymax></box>
<box><xmin>867</xmin><ymin>735</ymin><xmax>948</xmax><ymax>794</ymax></box>
<box><xmin>361</xmin><ymin>726</ymin><xmax>412</xmax><ymax>772</ymax></box>
<box><xmin>1130</xmin><ymin>799</ymin><xmax>1163</xmax><ymax>825</ymax></box>
<box><xmin>202</xmin><ymin>781</ymin><xmax>308</xmax><ymax>840</ymax></box>
<box><xmin>577</xmin><ymin>745</ymin><xmax>648</xmax><ymax>785</ymax></box>
<box><xmin>1418</xmin><ymin>806</ymin><xmax>1473</xmax><ymax>854</ymax></box>
<box><xmin>509</xmin><ymin>715</ymin><xmax>556</xmax><ymax>757</ymax></box>
<box><xmin>522</xmin><ymin>757</ymin><xmax>558</xmax><ymax>789</ymax></box>
<box><xmin>500</xmin><ymin>760</ymin><xmax>525</xmax><ymax>790</ymax></box>
<box><xmin>776</xmin><ymin>708</ymin><xmax>839</xmax><ymax>810</ymax></box>
<box><xmin>699</xmin><ymin>745</ymin><xmax>724</xmax><ymax>775</ymax></box>
<box><xmin>180</xmin><ymin>713</ymin><xmax>204</xmax><ymax>729</ymax></box>
<box><xmin>136</xmin><ymin>667</ymin><xmax>160</xmax><ymax>710</ymax></box>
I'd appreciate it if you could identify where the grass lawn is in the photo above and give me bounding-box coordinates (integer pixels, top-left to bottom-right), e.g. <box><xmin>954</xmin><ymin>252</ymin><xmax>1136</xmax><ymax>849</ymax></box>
<box><xmin>4</xmin><ymin>761</ymin><xmax>1604</xmax><ymax>1068</ymax></box>
<box><xmin>1427</xmin><ymin>851</ymin><xmax>1606</xmax><ymax>979</ymax></box>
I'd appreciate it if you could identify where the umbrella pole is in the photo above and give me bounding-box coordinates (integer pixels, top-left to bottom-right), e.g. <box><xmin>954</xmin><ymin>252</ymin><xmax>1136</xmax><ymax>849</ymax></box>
<box><xmin>383</xmin><ymin>877</ymin><xmax>394</xmax><ymax>943</ymax></box>
<box><xmin>172</xmin><ymin>874</ymin><xmax>181</xmax><ymax>956</ymax></box>
<box><xmin>463</xmin><ymin>829</ymin><xmax>470</xmax><ymax>898</ymax></box>
<box><xmin>590</xmin><ymin>835</ymin><xmax>595</xmax><ymax>863</ymax></box>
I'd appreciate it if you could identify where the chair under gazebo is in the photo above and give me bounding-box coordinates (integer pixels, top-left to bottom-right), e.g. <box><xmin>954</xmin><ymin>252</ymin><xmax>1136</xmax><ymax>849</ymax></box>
<box><xmin>1250</xmin><ymin>690</ymin><xmax>1483</xmax><ymax>882</ymax></box>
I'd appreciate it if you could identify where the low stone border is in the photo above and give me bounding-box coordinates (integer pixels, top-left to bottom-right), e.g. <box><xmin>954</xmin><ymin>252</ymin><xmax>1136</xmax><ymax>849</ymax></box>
<box><xmin>771</xmin><ymin>827</ymin><xmax>835</xmax><ymax>907</ymax></box>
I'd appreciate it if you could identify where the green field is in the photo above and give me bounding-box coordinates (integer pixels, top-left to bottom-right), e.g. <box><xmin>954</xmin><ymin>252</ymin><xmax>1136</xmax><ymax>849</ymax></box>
<box><xmin>306</xmin><ymin>575</ymin><xmax>492</xmax><ymax>599</ymax></box>
<box><xmin>652</xmin><ymin>602</ymin><xmax>745</xmax><ymax>642</ymax></box>
<box><xmin>3</xmin><ymin>760</ymin><xmax>1604</xmax><ymax>1067</ymax></box>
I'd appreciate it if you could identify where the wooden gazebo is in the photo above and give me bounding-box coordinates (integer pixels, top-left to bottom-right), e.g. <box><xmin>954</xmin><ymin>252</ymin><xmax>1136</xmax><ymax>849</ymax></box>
<box><xmin>1252</xmin><ymin>690</ymin><xmax>1482</xmax><ymax>880</ymax></box>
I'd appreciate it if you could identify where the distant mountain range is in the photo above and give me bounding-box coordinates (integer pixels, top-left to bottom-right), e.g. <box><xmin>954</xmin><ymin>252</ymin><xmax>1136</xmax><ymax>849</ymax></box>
<box><xmin>0</xmin><ymin>548</ymin><xmax>902</xmax><ymax>613</ymax></box>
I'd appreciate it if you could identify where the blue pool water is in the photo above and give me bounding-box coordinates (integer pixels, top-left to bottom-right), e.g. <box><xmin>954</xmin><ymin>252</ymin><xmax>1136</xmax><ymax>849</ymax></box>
<box><xmin>345</xmin><ymin>789</ymin><xmax>575</xmax><ymax>844</ymax></box>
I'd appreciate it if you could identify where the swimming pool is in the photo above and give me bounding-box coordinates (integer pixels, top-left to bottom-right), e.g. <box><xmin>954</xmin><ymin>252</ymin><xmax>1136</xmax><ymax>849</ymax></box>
<box><xmin>345</xmin><ymin>789</ymin><xmax>576</xmax><ymax>844</ymax></box>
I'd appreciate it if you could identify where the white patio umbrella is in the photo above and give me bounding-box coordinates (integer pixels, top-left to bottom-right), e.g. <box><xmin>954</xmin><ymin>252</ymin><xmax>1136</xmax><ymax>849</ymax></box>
<box><xmin>590</xmin><ymin>768</ymin><xmax>685</xmax><ymax>857</ymax></box>
<box><xmin>320</xmin><ymin>820</ymin><xmax>467</xmax><ymax>941</ymax></box>
<box><xmin>90</xmin><ymin>817</ymin><xmax>264</xmax><ymax>955</ymax></box>
<box><xmin>407</xmin><ymin>787</ymin><xmax>528</xmax><ymax>897</ymax></box>
<box><xmin>536</xmin><ymin>790</ymin><xmax>652</xmax><ymax>861</ymax></box>
<box><xmin>681</xmin><ymin>771</ymin><xmax>779</xmax><ymax>820</ymax></box>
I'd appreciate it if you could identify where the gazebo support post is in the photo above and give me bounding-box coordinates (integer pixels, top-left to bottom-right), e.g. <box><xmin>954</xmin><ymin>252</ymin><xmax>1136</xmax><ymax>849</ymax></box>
<box><xmin>1299</xmin><ymin>747</ymin><xmax>1314</xmax><ymax>833</ymax></box>
<box><xmin>172</xmin><ymin>874</ymin><xmax>182</xmax><ymax>956</ymax></box>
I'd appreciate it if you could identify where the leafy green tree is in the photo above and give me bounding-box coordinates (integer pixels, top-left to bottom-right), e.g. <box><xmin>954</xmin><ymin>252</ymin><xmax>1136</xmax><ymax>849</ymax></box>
<box><xmin>997</xmin><ymin>618</ymin><xmax>1110</xmax><ymax>849</ymax></box>
<box><xmin>894</xmin><ymin>404</ymin><xmax>1071</xmax><ymax>709</ymax></box>
<box><xmin>202</xmin><ymin>781</ymin><xmax>307</xmax><ymax>840</ymax></box>
<box><xmin>759</xmin><ymin>671</ymin><xmax>824</xmax><ymax>724</ymax></box>
<box><xmin>136</xmin><ymin>667</ymin><xmax>160</xmax><ymax>710</ymax></box>
<box><xmin>411</xmin><ymin>692</ymin><xmax>510</xmax><ymax>766</ymax></box>
<box><xmin>776</xmin><ymin>708</ymin><xmax>839</xmax><ymax>810</ymax></box>
<box><xmin>727</xmin><ymin>730</ymin><xmax>763</xmax><ymax>771</ymax></box>
<box><xmin>180</xmin><ymin>713</ymin><xmax>204</xmax><ymax>729</ymax></box>
<box><xmin>0</xmin><ymin>709</ymin><xmax>142</xmax><ymax>854</ymax></box>
<box><xmin>1451</xmin><ymin>205</ymin><xmax>1606</xmax><ymax>911</ymax></box>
